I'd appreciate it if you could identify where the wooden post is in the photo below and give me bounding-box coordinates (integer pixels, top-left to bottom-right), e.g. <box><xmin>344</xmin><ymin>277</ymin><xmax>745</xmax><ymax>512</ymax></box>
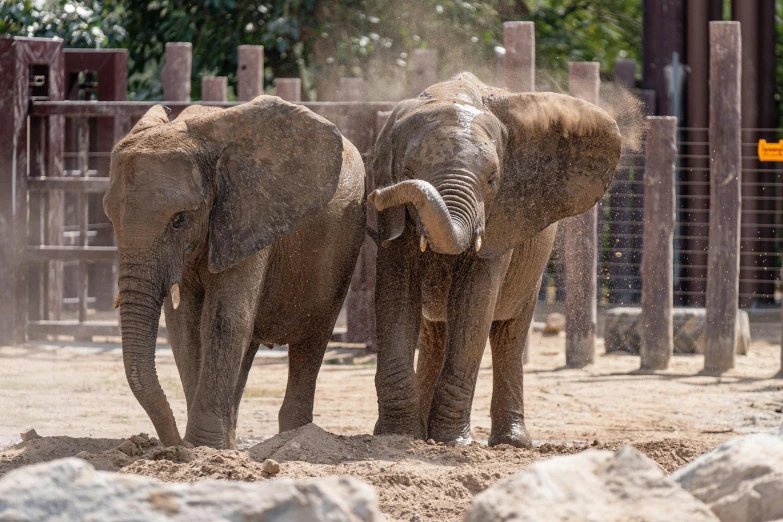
<box><xmin>343</xmin><ymin>82</ymin><xmax>376</xmax><ymax>350</ymax></box>
<box><xmin>564</xmin><ymin>62</ymin><xmax>600</xmax><ymax>367</ymax></box>
<box><xmin>705</xmin><ymin>22</ymin><xmax>741</xmax><ymax>372</ymax></box>
<box><xmin>409</xmin><ymin>49</ymin><xmax>437</xmax><ymax>97</ymax></box>
<box><xmin>503</xmin><ymin>21</ymin><xmax>535</xmax><ymax>92</ymax></box>
<box><xmin>338</xmin><ymin>77</ymin><xmax>366</xmax><ymax>102</ymax></box>
<box><xmin>162</xmin><ymin>42</ymin><xmax>191</xmax><ymax>101</ymax></box>
<box><xmin>274</xmin><ymin>78</ymin><xmax>301</xmax><ymax>102</ymax></box>
<box><xmin>237</xmin><ymin>45</ymin><xmax>264</xmax><ymax>101</ymax></box>
<box><xmin>640</xmin><ymin>117</ymin><xmax>677</xmax><ymax>370</ymax></box>
<box><xmin>201</xmin><ymin>76</ymin><xmax>227</xmax><ymax>102</ymax></box>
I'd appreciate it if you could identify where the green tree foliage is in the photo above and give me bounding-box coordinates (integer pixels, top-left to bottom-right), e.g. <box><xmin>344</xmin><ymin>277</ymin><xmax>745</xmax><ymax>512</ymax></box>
<box><xmin>1</xmin><ymin>0</ymin><xmax>642</xmax><ymax>100</ymax></box>
<box><xmin>0</xmin><ymin>0</ymin><xmax>126</xmax><ymax>48</ymax></box>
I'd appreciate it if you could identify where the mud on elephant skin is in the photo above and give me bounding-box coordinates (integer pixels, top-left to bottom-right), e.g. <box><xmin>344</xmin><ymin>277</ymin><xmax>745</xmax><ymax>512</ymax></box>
<box><xmin>369</xmin><ymin>72</ymin><xmax>621</xmax><ymax>447</ymax></box>
<box><xmin>104</xmin><ymin>96</ymin><xmax>367</xmax><ymax>449</ymax></box>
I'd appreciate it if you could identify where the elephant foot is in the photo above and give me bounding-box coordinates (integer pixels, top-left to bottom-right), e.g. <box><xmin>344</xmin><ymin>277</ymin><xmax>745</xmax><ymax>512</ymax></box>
<box><xmin>278</xmin><ymin>408</ymin><xmax>313</xmax><ymax>433</ymax></box>
<box><xmin>427</xmin><ymin>422</ymin><xmax>473</xmax><ymax>446</ymax></box>
<box><xmin>184</xmin><ymin>418</ymin><xmax>236</xmax><ymax>449</ymax></box>
<box><xmin>373</xmin><ymin>414</ymin><xmax>423</xmax><ymax>439</ymax></box>
<box><xmin>488</xmin><ymin>423</ymin><xmax>532</xmax><ymax>448</ymax></box>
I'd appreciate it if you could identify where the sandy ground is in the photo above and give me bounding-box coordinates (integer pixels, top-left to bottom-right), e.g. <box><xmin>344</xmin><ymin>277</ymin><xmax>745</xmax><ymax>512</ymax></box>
<box><xmin>1</xmin><ymin>329</ymin><xmax>782</xmax><ymax>521</ymax></box>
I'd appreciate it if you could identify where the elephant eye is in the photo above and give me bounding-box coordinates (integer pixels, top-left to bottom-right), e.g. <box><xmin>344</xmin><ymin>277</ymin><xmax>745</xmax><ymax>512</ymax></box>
<box><xmin>403</xmin><ymin>167</ymin><xmax>414</xmax><ymax>180</ymax></box>
<box><xmin>172</xmin><ymin>212</ymin><xmax>186</xmax><ymax>229</ymax></box>
<box><xmin>488</xmin><ymin>171</ymin><xmax>498</xmax><ymax>189</ymax></box>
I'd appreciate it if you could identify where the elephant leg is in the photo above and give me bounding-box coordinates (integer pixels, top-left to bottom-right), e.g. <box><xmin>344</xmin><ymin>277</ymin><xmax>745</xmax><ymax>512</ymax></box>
<box><xmin>415</xmin><ymin>318</ymin><xmax>445</xmax><ymax>439</ymax></box>
<box><xmin>185</xmin><ymin>263</ymin><xmax>264</xmax><ymax>449</ymax></box>
<box><xmin>230</xmin><ymin>342</ymin><xmax>261</xmax><ymax>434</ymax></box>
<box><xmin>163</xmin><ymin>277</ymin><xmax>204</xmax><ymax>411</ymax></box>
<box><xmin>277</xmin><ymin>325</ymin><xmax>333</xmax><ymax>432</ymax></box>
<box><xmin>488</xmin><ymin>313</ymin><xmax>534</xmax><ymax>448</ymax></box>
<box><xmin>374</xmin><ymin>228</ymin><xmax>422</xmax><ymax>437</ymax></box>
<box><xmin>427</xmin><ymin>256</ymin><xmax>505</xmax><ymax>444</ymax></box>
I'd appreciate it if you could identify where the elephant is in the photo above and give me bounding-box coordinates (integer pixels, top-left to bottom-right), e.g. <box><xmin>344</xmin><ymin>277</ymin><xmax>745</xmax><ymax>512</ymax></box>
<box><xmin>368</xmin><ymin>72</ymin><xmax>621</xmax><ymax>447</ymax></box>
<box><xmin>104</xmin><ymin>96</ymin><xmax>366</xmax><ymax>449</ymax></box>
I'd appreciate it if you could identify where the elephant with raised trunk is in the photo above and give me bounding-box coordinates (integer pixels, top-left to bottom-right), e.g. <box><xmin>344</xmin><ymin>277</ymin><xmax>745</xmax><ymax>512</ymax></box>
<box><xmin>104</xmin><ymin>96</ymin><xmax>366</xmax><ymax>449</ymax></box>
<box><xmin>369</xmin><ymin>73</ymin><xmax>621</xmax><ymax>447</ymax></box>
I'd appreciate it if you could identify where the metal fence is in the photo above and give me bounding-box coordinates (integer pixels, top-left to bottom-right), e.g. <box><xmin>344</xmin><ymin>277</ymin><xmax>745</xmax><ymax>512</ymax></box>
<box><xmin>540</xmin><ymin>127</ymin><xmax>783</xmax><ymax>310</ymax></box>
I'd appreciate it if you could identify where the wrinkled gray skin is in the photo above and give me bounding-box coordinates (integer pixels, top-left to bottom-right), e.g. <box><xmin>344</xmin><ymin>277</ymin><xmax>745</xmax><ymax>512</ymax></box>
<box><xmin>104</xmin><ymin>96</ymin><xmax>366</xmax><ymax>449</ymax></box>
<box><xmin>369</xmin><ymin>73</ymin><xmax>621</xmax><ymax>447</ymax></box>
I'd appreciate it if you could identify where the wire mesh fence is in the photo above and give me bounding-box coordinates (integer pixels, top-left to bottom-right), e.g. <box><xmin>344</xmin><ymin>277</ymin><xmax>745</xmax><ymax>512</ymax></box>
<box><xmin>539</xmin><ymin>127</ymin><xmax>783</xmax><ymax>310</ymax></box>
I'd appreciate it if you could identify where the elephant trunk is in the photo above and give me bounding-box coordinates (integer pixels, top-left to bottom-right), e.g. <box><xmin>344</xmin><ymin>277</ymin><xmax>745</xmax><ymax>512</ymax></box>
<box><xmin>370</xmin><ymin>179</ymin><xmax>482</xmax><ymax>255</ymax></box>
<box><xmin>118</xmin><ymin>273</ymin><xmax>182</xmax><ymax>446</ymax></box>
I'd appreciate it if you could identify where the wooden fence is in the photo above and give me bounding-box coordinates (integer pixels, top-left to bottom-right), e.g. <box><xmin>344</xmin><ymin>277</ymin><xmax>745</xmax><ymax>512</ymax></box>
<box><xmin>1</xmin><ymin>21</ymin><xmax>780</xmax><ymax>374</ymax></box>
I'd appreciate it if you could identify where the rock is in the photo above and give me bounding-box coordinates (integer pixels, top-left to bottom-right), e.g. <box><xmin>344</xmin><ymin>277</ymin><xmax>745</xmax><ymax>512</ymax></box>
<box><xmin>465</xmin><ymin>446</ymin><xmax>718</xmax><ymax>522</ymax></box>
<box><xmin>150</xmin><ymin>446</ymin><xmax>196</xmax><ymax>463</ymax></box>
<box><xmin>0</xmin><ymin>458</ymin><xmax>382</xmax><ymax>521</ymax></box>
<box><xmin>130</xmin><ymin>433</ymin><xmax>148</xmax><ymax>444</ymax></box>
<box><xmin>604</xmin><ymin>307</ymin><xmax>750</xmax><ymax>355</ymax></box>
<box><xmin>75</xmin><ymin>451</ymin><xmax>89</xmax><ymax>459</ymax></box>
<box><xmin>672</xmin><ymin>428</ymin><xmax>783</xmax><ymax>522</ymax></box>
<box><xmin>543</xmin><ymin>312</ymin><xmax>566</xmax><ymax>335</ymax></box>
<box><xmin>19</xmin><ymin>429</ymin><xmax>41</xmax><ymax>442</ymax></box>
<box><xmin>262</xmin><ymin>458</ymin><xmax>280</xmax><ymax>475</ymax></box>
<box><xmin>116</xmin><ymin>439</ymin><xmax>138</xmax><ymax>457</ymax></box>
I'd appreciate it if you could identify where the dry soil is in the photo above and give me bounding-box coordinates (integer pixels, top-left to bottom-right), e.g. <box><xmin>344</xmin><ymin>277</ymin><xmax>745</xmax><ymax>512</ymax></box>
<box><xmin>1</xmin><ymin>329</ymin><xmax>782</xmax><ymax>521</ymax></box>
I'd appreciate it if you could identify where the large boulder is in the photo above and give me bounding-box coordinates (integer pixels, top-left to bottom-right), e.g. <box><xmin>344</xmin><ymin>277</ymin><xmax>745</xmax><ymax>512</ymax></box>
<box><xmin>0</xmin><ymin>458</ymin><xmax>381</xmax><ymax>522</ymax></box>
<box><xmin>465</xmin><ymin>446</ymin><xmax>718</xmax><ymax>522</ymax></box>
<box><xmin>604</xmin><ymin>307</ymin><xmax>750</xmax><ymax>355</ymax></box>
<box><xmin>672</xmin><ymin>428</ymin><xmax>783</xmax><ymax>522</ymax></box>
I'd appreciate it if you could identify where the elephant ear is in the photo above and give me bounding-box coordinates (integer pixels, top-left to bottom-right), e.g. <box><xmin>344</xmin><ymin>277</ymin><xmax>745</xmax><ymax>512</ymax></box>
<box><xmin>130</xmin><ymin>105</ymin><xmax>170</xmax><ymax>134</ymax></box>
<box><xmin>372</xmin><ymin>98</ymin><xmax>424</xmax><ymax>246</ymax></box>
<box><xmin>481</xmin><ymin>92</ymin><xmax>622</xmax><ymax>258</ymax></box>
<box><xmin>186</xmin><ymin>95</ymin><xmax>344</xmax><ymax>273</ymax></box>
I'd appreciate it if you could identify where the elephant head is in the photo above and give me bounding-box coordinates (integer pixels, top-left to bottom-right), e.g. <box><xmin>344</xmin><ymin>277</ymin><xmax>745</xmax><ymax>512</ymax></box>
<box><xmin>369</xmin><ymin>73</ymin><xmax>622</xmax><ymax>258</ymax></box>
<box><xmin>103</xmin><ymin>97</ymin><xmax>343</xmax><ymax>446</ymax></box>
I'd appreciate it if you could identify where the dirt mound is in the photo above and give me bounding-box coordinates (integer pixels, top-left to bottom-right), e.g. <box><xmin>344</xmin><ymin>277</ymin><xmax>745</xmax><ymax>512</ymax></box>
<box><xmin>633</xmin><ymin>439</ymin><xmax>709</xmax><ymax>473</ymax></box>
<box><xmin>249</xmin><ymin>423</ymin><xmax>415</xmax><ymax>465</ymax></box>
<box><xmin>123</xmin><ymin>446</ymin><xmax>272</xmax><ymax>482</ymax></box>
<box><xmin>0</xmin><ymin>435</ymin><xmax>122</xmax><ymax>475</ymax></box>
<box><xmin>0</xmin><ymin>426</ymin><xmax>715</xmax><ymax>522</ymax></box>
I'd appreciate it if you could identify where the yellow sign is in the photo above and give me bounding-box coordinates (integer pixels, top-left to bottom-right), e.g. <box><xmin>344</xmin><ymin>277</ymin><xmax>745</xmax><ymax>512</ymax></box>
<box><xmin>758</xmin><ymin>139</ymin><xmax>783</xmax><ymax>162</ymax></box>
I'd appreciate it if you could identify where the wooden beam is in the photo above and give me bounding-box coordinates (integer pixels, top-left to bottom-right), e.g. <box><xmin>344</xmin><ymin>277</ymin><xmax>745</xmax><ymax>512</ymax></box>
<box><xmin>28</xmin><ymin>246</ymin><xmax>118</xmax><ymax>262</ymax></box>
<box><xmin>28</xmin><ymin>177</ymin><xmax>109</xmax><ymax>192</ymax></box>
<box><xmin>30</xmin><ymin>100</ymin><xmax>396</xmax><ymax>117</ymax></box>
<box><xmin>705</xmin><ymin>22</ymin><xmax>741</xmax><ymax>372</ymax></box>
<box><xmin>640</xmin><ymin>116</ymin><xmax>677</xmax><ymax>370</ymax></box>
<box><xmin>564</xmin><ymin>62</ymin><xmax>600</xmax><ymax>367</ymax></box>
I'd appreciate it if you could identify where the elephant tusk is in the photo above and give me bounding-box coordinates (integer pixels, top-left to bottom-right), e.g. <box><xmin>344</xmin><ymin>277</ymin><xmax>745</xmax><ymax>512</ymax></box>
<box><xmin>420</xmin><ymin>235</ymin><xmax>428</xmax><ymax>253</ymax></box>
<box><xmin>170</xmin><ymin>283</ymin><xmax>181</xmax><ymax>310</ymax></box>
<box><xmin>113</xmin><ymin>291</ymin><xmax>120</xmax><ymax>309</ymax></box>
<box><xmin>475</xmin><ymin>235</ymin><xmax>482</xmax><ymax>253</ymax></box>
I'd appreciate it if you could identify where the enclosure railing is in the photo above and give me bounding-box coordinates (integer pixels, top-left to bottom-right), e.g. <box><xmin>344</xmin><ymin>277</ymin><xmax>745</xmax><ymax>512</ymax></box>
<box><xmin>2</xmin><ymin>26</ymin><xmax>780</xmax><ymax>374</ymax></box>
